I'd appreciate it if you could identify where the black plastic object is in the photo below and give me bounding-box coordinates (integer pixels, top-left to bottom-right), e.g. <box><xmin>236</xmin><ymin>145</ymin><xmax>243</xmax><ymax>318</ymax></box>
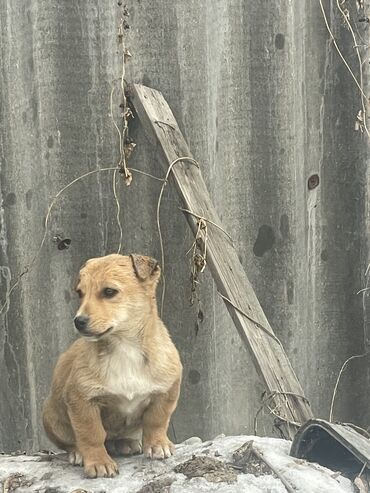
<box><xmin>290</xmin><ymin>419</ymin><xmax>370</xmax><ymax>479</ymax></box>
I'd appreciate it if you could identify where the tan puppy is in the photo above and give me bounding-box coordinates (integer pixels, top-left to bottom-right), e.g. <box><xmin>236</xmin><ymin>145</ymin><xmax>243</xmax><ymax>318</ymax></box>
<box><xmin>43</xmin><ymin>254</ymin><xmax>182</xmax><ymax>478</ymax></box>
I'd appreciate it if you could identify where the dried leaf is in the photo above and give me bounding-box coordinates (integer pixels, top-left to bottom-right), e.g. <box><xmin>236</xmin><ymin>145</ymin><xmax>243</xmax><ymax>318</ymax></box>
<box><xmin>123</xmin><ymin>169</ymin><xmax>133</xmax><ymax>186</ymax></box>
<box><xmin>194</xmin><ymin>253</ymin><xmax>206</xmax><ymax>272</ymax></box>
<box><xmin>124</xmin><ymin>141</ymin><xmax>136</xmax><ymax>159</ymax></box>
<box><xmin>124</xmin><ymin>48</ymin><xmax>132</xmax><ymax>62</ymax></box>
<box><xmin>355</xmin><ymin>110</ymin><xmax>364</xmax><ymax>132</ymax></box>
<box><xmin>123</xmin><ymin>107</ymin><xmax>133</xmax><ymax>119</ymax></box>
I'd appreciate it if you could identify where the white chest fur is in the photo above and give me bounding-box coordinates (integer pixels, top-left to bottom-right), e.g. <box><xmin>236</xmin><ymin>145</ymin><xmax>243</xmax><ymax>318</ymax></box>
<box><xmin>100</xmin><ymin>343</ymin><xmax>165</xmax><ymax>402</ymax></box>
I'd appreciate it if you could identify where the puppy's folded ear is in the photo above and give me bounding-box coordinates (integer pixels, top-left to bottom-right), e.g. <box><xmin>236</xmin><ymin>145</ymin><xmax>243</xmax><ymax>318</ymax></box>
<box><xmin>130</xmin><ymin>254</ymin><xmax>160</xmax><ymax>281</ymax></box>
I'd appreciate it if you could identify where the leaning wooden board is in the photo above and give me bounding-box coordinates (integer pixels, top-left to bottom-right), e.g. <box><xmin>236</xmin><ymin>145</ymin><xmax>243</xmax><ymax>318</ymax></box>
<box><xmin>130</xmin><ymin>83</ymin><xmax>313</xmax><ymax>439</ymax></box>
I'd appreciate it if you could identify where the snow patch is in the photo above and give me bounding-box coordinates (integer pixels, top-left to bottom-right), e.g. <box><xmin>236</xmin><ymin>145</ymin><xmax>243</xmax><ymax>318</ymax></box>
<box><xmin>0</xmin><ymin>435</ymin><xmax>355</xmax><ymax>492</ymax></box>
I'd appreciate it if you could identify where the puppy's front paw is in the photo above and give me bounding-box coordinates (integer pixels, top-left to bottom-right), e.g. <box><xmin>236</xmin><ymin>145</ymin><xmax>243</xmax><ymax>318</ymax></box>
<box><xmin>143</xmin><ymin>436</ymin><xmax>174</xmax><ymax>460</ymax></box>
<box><xmin>115</xmin><ymin>438</ymin><xmax>142</xmax><ymax>456</ymax></box>
<box><xmin>84</xmin><ymin>454</ymin><xmax>119</xmax><ymax>478</ymax></box>
<box><xmin>68</xmin><ymin>450</ymin><xmax>83</xmax><ymax>466</ymax></box>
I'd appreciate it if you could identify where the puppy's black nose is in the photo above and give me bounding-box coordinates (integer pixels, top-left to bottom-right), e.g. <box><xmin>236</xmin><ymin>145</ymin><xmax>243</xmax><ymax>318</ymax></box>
<box><xmin>74</xmin><ymin>315</ymin><xmax>89</xmax><ymax>332</ymax></box>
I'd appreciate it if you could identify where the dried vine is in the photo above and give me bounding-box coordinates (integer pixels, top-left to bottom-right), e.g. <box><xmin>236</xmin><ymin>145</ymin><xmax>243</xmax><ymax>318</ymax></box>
<box><xmin>319</xmin><ymin>0</ymin><xmax>370</xmax><ymax>423</ymax></box>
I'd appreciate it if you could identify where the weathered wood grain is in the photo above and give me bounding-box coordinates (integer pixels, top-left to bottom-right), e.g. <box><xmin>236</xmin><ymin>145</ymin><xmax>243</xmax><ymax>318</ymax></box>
<box><xmin>130</xmin><ymin>83</ymin><xmax>314</xmax><ymax>438</ymax></box>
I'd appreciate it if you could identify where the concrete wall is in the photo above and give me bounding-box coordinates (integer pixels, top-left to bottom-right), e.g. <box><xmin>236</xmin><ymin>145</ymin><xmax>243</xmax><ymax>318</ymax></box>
<box><xmin>0</xmin><ymin>0</ymin><xmax>369</xmax><ymax>452</ymax></box>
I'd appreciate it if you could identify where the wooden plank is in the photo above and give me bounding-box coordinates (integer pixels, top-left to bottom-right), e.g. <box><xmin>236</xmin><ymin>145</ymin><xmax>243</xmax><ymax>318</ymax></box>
<box><xmin>130</xmin><ymin>83</ymin><xmax>314</xmax><ymax>438</ymax></box>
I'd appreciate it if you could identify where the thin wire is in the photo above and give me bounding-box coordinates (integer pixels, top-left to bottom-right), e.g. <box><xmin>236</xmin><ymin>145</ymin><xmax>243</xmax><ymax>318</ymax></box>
<box><xmin>218</xmin><ymin>293</ymin><xmax>283</xmax><ymax>347</ymax></box>
<box><xmin>254</xmin><ymin>391</ymin><xmax>309</xmax><ymax>437</ymax></box>
<box><xmin>113</xmin><ymin>169</ymin><xmax>123</xmax><ymax>254</ymax></box>
<box><xmin>110</xmin><ymin>84</ymin><xmax>124</xmax><ymax>161</ymax></box>
<box><xmin>0</xmin><ymin>167</ymin><xmax>118</xmax><ymax>316</ymax></box>
<box><xmin>335</xmin><ymin>0</ymin><xmax>370</xmax><ymax>138</ymax></box>
<box><xmin>329</xmin><ymin>352</ymin><xmax>370</xmax><ymax>422</ymax></box>
<box><xmin>156</xmin><ymin>157</ymin><xmax>199</xmax><ymax>316</ymax></box>
<box><xmin>0</xmin><ymin>166</ymin><xmax>158</xmax><ymax>316</ymax></box>
<box><xmin>319</xmin><ymin>0</ymin><xmax>370</xmax><ymax>131</ymax></box>
<box><xmin>131</xmin><ymin>168</ymin><xmax>164</xmax><ymax>182</ymax></box>
<box><xmin>179</xmin><ymin>208</ymin><xmax>233</xmax><ymax>241</ymax></box>
<box><xmin>319</xmin><ymin>0</ymin><xmax>370</xmax><ymax>424</ymax></box>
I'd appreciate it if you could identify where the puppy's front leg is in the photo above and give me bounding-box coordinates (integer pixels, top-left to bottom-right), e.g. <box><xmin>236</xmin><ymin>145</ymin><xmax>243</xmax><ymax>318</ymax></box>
<box><xmin>143</xmin><ymin>380</ymin><xmax>180</xmax><ymax>460</ymax></box>
<box><xmin>66</xmin><ymin>393</ymin><xmax>118</xmax><ymax>478</ymax></box>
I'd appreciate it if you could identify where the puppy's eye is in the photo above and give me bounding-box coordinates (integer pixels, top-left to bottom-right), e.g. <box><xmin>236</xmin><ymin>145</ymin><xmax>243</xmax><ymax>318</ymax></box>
<box><xmin>102</xmin><ymin>288</ymin><xmax>118</xmax><ymax>299</ymax></box>
<box><xmin>76</xmin><ymin>289</ymin><xmax>83</xmax><ymax>299</ymax></box>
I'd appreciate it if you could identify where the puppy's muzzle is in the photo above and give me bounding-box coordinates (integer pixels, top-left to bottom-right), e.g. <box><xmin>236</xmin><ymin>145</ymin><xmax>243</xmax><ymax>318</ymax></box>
<box><xmin>74</xmin><ymin>315</ymin><xmax>89</xmax><ymax>333</ymax></box>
